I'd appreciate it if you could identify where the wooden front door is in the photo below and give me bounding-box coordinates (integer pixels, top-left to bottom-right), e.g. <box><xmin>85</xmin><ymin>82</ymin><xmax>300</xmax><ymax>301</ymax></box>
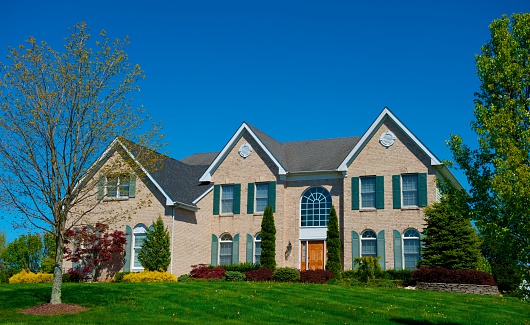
<box><xmin>301</xmin><ymin>240</ymin><xmax>325</xmax><ymax>270</ymax></box>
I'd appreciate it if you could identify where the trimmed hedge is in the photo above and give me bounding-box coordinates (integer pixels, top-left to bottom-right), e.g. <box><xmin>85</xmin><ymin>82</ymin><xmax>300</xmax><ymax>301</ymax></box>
<box><xmin>245</xmin><ymin>268</ymin><xmax>274</xmax><ymax>281</ymax></box>
<box><xmin>224</xmin><ymin>271</ymin><xmax>246</xmax><ymax>282</ymax></box>
<box><xmin>9</xmin><ymin>270</ymin><xmax>53</xmax><ymax>284</ymax></box>
<box><xmin>273</xmin><ymin>267</ymin><xmax>300</xmax><ymax>282</ymax></box>
<box><xmin>122</xmin><ymin>271</ymin><xmax>177</xmax><ymax>283</ymax></box>
<box><xmin>300</xmin><ymin>269</ymin><xmax>335</xmax><ymax>284</ymax></box>
<box><xmin>412</xmin><ymin>267</ymin><xmax>496</xmax><ymax>286</ymax></box>
<box><xmin>222</xmin><ymin>263</ymin><xmax>259</xmax><ymax>272</ymax></box>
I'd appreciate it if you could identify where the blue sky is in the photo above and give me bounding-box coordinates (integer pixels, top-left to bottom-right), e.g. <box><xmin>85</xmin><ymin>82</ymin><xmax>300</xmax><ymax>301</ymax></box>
<box><xmin>1</xmin><ymin>1</ymin><xmax>529</xmax><ymax>242</ymax></box>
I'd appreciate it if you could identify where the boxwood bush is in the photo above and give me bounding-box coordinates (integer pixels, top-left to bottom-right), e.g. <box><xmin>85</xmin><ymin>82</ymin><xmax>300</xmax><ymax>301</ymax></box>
<box><xmin>222</xmin><ymin>263</ymin><xmax>259</xmax><ymax>272</ymax></box>
<box><xmin>224</xmin><ymin>271</ymin><xmax>246</xmax><ymax>281</ymax></box>
<box><xmin>273</xmin><ymin>267</ymin><xmax>300</xmax><ymax>282</ymax></box>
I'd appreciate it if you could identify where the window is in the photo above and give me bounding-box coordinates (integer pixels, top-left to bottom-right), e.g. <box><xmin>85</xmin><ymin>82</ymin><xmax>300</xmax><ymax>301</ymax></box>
<box><xmin>106</xmin><ymin>175</ymin><xmax>130</xmax><ymax>198</ymax></box>
<box><xmin>219</xmin><ymin>233</ymin><xmax>233</xmax><ymax>265</ymax></box>
<box><xmin>403</xmin><ymin>229</ymin><xmax>420</xmax><ymax>270</ymax></box>
<box><xmin>361</xmin><ymin>230</ymin><xmax>377</xmax><ymax>257</ymax></box>
<box><xmin>301</xmin><ymin>187</ymin><xmax>332</xmax><ymax>227</ymax></box>
<box><xmin>255</xmin><ymin>184</ymin><xmax>269</xmax><ymax>213</ymax></box>
<box><xmin>221</xmin><ymin>185</ymin><xmax>234</xmax><ymax>214</ymax></box>
<box><xmin>360</xmin><ymin>177</ymin><xmax>376</xmax><ymax>208</ymax></box>
<box><xmin>402</xmin><ymin>175</ymin><xmax>418</xmax><ymax>207</ymax></box>
<box><xmin>132</xmin><ymin>224</ymin><xmax>147</xmax><ymax>270</ymax></box>
<box><xmin>254</xmin><ymin>233</ymin><xmax>261</xmax><ymax>264</ymax></box>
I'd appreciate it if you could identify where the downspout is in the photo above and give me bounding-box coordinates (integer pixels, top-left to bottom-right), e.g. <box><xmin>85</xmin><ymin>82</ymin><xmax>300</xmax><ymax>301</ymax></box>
<box><xmin>171</xmin><ymin>207</ymin><xmax>175</xmax><ymax>275</ymax></box>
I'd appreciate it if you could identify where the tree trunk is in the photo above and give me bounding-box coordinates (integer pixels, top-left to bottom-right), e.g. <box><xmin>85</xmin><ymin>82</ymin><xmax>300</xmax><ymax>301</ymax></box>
<box><xmin>50</xmin><ymin>229</ymin><xmax>64</xmax><ymax>305</ymax></box>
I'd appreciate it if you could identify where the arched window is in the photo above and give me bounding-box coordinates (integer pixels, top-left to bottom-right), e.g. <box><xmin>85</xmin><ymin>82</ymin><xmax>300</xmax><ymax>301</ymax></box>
<box><xmin>219</xmin><ymin>233</ymin><xmax>233</xmax><ymax>265</ymax></box>
<box><xmin>132</xmin><ymin>224</ymin><xmax>147</xmax><ymax>270</ymax></box>
<box><xmin>254</xmin><ymin>233</ymin><xmax>262</xmax><ymax>264</ymax></box>
<box><xmin>301</xmin><ymin>187</ymin><xmax>332</xmax><ymax>227</ymax></box>
<box><xmin>403</xmin><ymin>229</ymin><xmax>420</xmax><ymax>270</ymax></box>
<box><xmin>361</xmin><ymin>230</ymin><xmax>377</xmax><ymax>257</ymax></box>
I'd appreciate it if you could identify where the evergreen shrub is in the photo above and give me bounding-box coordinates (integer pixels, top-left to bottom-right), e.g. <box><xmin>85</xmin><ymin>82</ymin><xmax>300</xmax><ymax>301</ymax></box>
<box><xmin>177</xmin><ymin>274</ymin><xmax>191</xmax><ymax>282</ymax></box>
<box><xmin>385</xmin><ymin>269</ymin><xmax>413</xmax><ymax>286</ymax></box>
<box><xmin>122</xmin><ymin>270</ymin><xmax>177</xmax><ymax>283</ymax></box>
<box><xmin>244</xmin><ymin>268</ymin><xmax>274</xmax><ymax>281</ymax></box>
<box><xmin>272</xmin><ymin>267</ymin><xmax>300</xmax><ymax>282</ymax></box>
<box><xmin>113</xmin><ymin>272</ymin><xmax>130</xmax><ymax>283</ymax></box>
<box><xmin>222</xmin><ymin>263</ymin><xmax>259</xmax><ymax>272</ymax></box>
<box><xmin>300</xmin><ymin>269</ymin><xmax>334</xmax><ymax>284</ymax></box>
<box><xmin>224</xmin><ymin>271</ymin><xmax>246</xmax><ymax>281</ymax></box>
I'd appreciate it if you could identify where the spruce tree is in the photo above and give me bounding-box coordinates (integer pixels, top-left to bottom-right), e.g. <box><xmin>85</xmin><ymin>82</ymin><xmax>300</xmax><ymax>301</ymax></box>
<box><xmin>326</xmin><ymin>205</ymin><xmax>342</xmax><ymax>279</ymax></box>
<box><xmin>138</xmin><ymin>216</ymin><xmax>171</xmax><ymax>271</ymax></box>
<box><xmin>260</xmin><ymin>205</ymin><xmax>276</xmax><ymax>269</ymax></box>
<box><xmin>420</xmin><ymin>181</ymin><xmax>482</xmax><ymax>270</ymax></box>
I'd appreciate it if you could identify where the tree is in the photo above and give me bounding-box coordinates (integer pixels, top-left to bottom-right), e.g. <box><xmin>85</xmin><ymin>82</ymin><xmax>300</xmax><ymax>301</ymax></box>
<box><xmin>260</xmin><ymin>205</ymin><xmax>276</xmax><ymax>269</ymax></box>
<box><xmin>63</xmin><ymin>223</ymin><xmax>126</xmax><ymax>281</ymax></box>
<box><xmin>1</xmin><ymin>233</ymin><xmax>44</xmax><ymax>275</ymax></box>
<box><xmin>326</xmin><ymin>205</ymin><xmax>342</xmax><ymax>278</ymax></box>
<box><xmin>138</xmin><ymin>216</ymin><xmax>170</xmax><ymax>271</ymax></box>
<box><xmin>0</xmin><ymin>22</ymin><xmax>159</xmax><ymax>303</ymax></box>
<box><xmin>448</xmin><ymin>13</ymin><xmax>530</xmax><ymax>292</ymax></box>
<box><xmin>420</xmin><ymin>181</ymin><xmax>482</xmax><ymax>270</ymax></box>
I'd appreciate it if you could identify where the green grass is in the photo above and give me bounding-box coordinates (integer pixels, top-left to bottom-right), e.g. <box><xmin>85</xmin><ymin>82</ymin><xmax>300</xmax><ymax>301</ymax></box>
<box><xmin>0</xmin><ymin>282</ymin><xmax>528</xmax><ymax>324</ymax></box>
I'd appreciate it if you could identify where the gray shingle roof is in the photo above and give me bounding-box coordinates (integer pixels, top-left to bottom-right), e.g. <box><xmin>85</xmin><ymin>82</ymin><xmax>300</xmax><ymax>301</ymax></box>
<box><xmin>180</xmin><ymin>152</ymin><xmax>218</xmax><ymax>166</ymax></box>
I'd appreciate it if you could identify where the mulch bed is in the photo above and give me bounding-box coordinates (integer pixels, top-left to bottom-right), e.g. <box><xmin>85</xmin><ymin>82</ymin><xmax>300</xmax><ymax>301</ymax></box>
<box><xmin>19</xmin><ymin>303</ymin><xmax>89</xmax><ymax>315</ymax></box>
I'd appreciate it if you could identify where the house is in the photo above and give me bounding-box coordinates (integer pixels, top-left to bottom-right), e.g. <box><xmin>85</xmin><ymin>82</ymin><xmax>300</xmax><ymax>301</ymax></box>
<box><xmin>72</xmin><ymin>108</ymin><xmax>461</xmax><ymax>278</ymax></box>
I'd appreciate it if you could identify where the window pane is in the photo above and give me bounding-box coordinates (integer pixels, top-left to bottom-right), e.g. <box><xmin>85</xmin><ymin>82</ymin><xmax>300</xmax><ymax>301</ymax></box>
<box><xmin>221</xmin><ymin>185</ymin><xmax>234</xmax><ymax>214</ymax></box>
<box><xmin>254</xmin><ymin>241</ymin><xmax>261</xmax><ymax>264</ymax></box>
<box><xmin>119</xmin><ymin>176</ymin><xmax>130</xmax><ymax>197</ymax></box>
<box><xmin>361</xmin><ymin>239</ymin><xmax>377</xmax><ymax>256</ymax></box>
<box><xmin>133</xmin><ymin>233</ymin><xmax>145</xmax><ymax>268</ymax></box>
<box><xmin>402</xmin><ymin>175</ymin><xmax>418</xmax><ymax>206</ymax></box>
<box><xmin>255</xmin><ymin>184</ymin><xmax>269</xmax><ymax>212</ymax></box>
<box><xmin>301</xmin><ymin>187</ymin><xmax>331</xmax><ymax>227</ymax></box>
<box><xmin>106</xmin><ymin>176</ymin><xmax>118</xmax><ymax>197</ymax></box>
<box><xmin>219</xmin><ymin>241</ymin><xmax>232</xmax><ymax>265</ymax></box>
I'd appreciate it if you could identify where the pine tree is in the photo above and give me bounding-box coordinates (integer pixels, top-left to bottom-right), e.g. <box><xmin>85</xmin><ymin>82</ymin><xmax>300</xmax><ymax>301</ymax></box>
<box><xmin>420</xmin><ymin>181</ymin><xmax>482</xmax><ymax>270</ymax></box>
<box><xmin>138</xmin><ymin>216</ymin><xmax>171</xmax><ymax>271</ymax></box>
<box><xmin>260</xmin><ymin>205</ymin><xmax>276</xmax><ymax>269</ymax></box>
<box><xmin>326</xmin><ymin>205</ymin><xmax>342</xmax><ymax>279</ymax></box>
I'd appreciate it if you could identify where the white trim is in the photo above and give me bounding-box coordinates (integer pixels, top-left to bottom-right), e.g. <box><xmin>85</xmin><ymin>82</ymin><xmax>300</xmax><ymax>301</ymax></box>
<box><xmin>338</xmin><ymin>108</ymin><xmax>442</xmax><ymax>171</ymax></box>
<box><xmin>199</xmin><ymin>123</ymin><xmax>287</xmax><ymax>182</ymax></box>
<box><xmin>192</xmin><ymin>186</ymin><xmax>214</xmax><ymax>205</ymax></box>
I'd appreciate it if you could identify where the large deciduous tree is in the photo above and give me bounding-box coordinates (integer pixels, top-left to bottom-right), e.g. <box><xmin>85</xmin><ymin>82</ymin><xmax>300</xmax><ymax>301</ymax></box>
<box><xmin>1</xmin><ymin>233</ymin><xmax>44</xmax><ymax>276</ymax></box>
<box><xmin>448</xmin><ymin>13</ymin><xmax>530</xmax><ymax>292</ymax></box>
<box><xmin>0</xmin><ymin>22</ymin><xmax>159</xmax><ymax>303</ymax></box>
<box><xmin>138</xmin><ymin>216</ymin><xmax>171</xmax><ymax>271</ymax></box>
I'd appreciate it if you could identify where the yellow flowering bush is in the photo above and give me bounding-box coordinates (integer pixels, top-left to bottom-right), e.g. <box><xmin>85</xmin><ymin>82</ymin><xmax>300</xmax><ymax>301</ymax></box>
<box><xmin>9</xmin><ymin>270</ymin><xmax>53</xmax><ymax>284</ymax></box>
<box><xmin>122</xmin><ymin>270</ymin><xmax>177</xmax><ymax>283</ymax></box>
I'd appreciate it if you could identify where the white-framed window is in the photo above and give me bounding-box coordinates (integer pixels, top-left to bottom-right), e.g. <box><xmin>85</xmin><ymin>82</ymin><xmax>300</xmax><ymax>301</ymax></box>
<box><xmin>254</xmin><ymin>233</ymin><xmax>262</xmax><ymax>264</ymax></box>
<box><xmin>403</xmin><ymin>229</ymin><xmax>420</xmax><ymax>270</ymax></box>
<box><xmin>221</xmin><ymin>185</ymin><xmax>235</xmax><ymax>214</ymax></box>
<box><xmin>132</xmin><ymin>224</ymin><xmax>147</xmax><ymax>270</ymax></box>
<box><xmin>219</xmin><ymin>233</ymin><xmax>233</xmax><ymax>265</ymax></box>
<box><xmin>360</xmin><ymin>177</ymin><xmax>376</xmax><ymax>209</ymax></box>
<box><xmin>255</xmin><ymin>183</ymin><xmax>269</xmax><ymax>213</ymax></box>
<box><xmin>106</xmin><ymin>174</ymin><xmax>130</xmax><ymax>198</ymax></box>
<box><xmin>300</xmin><ymin>187</ymin><xmax>332</xmax><ymax>227</ymax></box>
<box><xmin>361</xmin><ymin>230</ymin><xmax>377</xmax><ymax>257</ymax></box>
<box><xmin>402</xmin><ymin>174</ymin><xmax>418</xmax><ymax>207</ymax></box>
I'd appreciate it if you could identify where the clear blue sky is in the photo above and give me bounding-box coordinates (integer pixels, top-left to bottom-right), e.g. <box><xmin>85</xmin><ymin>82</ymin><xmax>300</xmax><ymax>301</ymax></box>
<box><xmin>1</xmin><ymin>1</ymin><xmax>529</xmax><ymax>242</ymax></box>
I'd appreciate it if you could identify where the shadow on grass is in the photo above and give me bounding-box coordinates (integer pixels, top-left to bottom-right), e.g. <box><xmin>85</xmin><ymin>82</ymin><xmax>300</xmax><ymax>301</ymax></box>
<box><xmin>390</xmin><ymin>318</ymin><xmax>462</xmax><ymax>325</ymax></box>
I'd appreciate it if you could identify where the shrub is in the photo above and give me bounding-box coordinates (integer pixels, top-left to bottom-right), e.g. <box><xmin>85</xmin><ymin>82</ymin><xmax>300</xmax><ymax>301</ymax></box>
<box><xmin>245</xmin><ymin>268</ymin><xmax>274</xmax><ymax>281</ymax></box>
<box><xmin>9</xmin><ymin>270</ymin><xmax>53</xmax><ymax>284</ymax></box>
<box><xmin>190</xmin><ymin>264</ymin><xmax>226</xmax><ymax>279</ymax></box>
<box><xmin>300</xmin><ymin>269</ymin><xmax>335</xmax><ymax>284</ymax></box>
<box><xmin>138</xmin><ymin>216</ymin><xmax>171</xmax><ymax>271</ymax></box>
<box><xmin>113</xmin><ymin>272</ymin><xmax>130</xmax><ymax>283</ymax></box>
<box><xmin>178</xmin><ymin>274</ymin><xmax>191</xmax><ymax>282</ymax></box>
<box><xmin>122</xmin><ymin>270</ymin><xmax>177</xmax><ymax>283</ymax></box>
<box><xmin>342</xmin><ymin>270</ymin><xmax>357</xmax><ymax>279</ymax></box>
<box><xmin>273</xmin><ymin>267</ymin><xmax>300</xmax><ymax>282</ymax></box>
<box><xmin>222</xmin><ymin>263</ymin><xmax>259</xmax><ymax>272</ymax></box>
<box><xmin>224</xmin><ymin>271</ymin><xmax>246</xmax><ymax>282</ymax></box>
<box><xmin>384</xmin><ymin>269</ymin><xmax>413</xmax><ymax>286</ymax></box>
<box><xmin>326</xmin><ymin>205</ymin><xmax>342</xmax><ymax>279</ymax></box>
<box><xmin>354</xmin><ymin>256</ymin><xmax>383</xmax><ymax>282</ymax></box>
<box><xmin>412</xmin><ymin>267</ymin><xmax>497</xmax><ymax>286</ymax></box>
<box><xmin>260</xmin><ymin>206</ymin><xmax>276</xmax><ymax>270</ymax></box>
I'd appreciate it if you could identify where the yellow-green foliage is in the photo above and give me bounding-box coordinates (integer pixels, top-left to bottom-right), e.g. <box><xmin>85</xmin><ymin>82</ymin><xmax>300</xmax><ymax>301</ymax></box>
<box><xmin>9</xmin><ymin>270</ymin><xmax>53</xmax><ymax>284</ymax></box>
<box><xmin>122</xmin><ymin>270</ymin><xmax>177</xmax><ymax>283</ymax></box>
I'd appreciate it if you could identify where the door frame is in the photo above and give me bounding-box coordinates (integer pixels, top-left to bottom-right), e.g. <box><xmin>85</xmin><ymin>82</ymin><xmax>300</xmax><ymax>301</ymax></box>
<box><xmin>300</xmin><ymin>240</ymin><xmax>326</xmax><ymax>270</ymax></box>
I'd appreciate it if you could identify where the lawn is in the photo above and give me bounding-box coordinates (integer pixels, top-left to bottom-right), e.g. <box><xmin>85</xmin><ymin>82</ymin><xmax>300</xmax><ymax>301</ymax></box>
<box><xmin>0</xmin><ymin>281</ymin><xmax>528</xmax><ymax>324</ymax></box>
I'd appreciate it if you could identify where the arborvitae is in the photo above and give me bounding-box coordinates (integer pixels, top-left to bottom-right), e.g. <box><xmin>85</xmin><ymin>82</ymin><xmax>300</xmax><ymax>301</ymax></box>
<box><xmin>138</xmin><ymin>216</ymin><xmax>171</xmax><ymax>271</ymax></box>
<box><xmin>326</xmin><ymin>205</ymin><xmax>342</xmax><ymax>279</ymax></box>
<box><xmin>260</xmin><ymin>205</ymin><xmax>276</xmax><ymax>269</ymax></box>
<box><xmin>420</xmin><ymin>181</ymin><xmax>482</xmax><ymax>270</ymax></box>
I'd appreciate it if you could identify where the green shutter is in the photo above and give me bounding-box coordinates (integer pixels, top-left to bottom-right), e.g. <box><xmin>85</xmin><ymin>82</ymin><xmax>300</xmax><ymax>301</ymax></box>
<box><xmin>247</xmin><ymin>183</ymin><xmax>255</xmax><ymax>214</ymax></box>
<box><xmin>376</xmin><ymin>176</ymin><xmax>384</xmax><ymax>209</ymax></box>
<box><xmin>392</xmin><ymin>175</ymin><xmax>401</xmax><ymax>209</ymax></box>
<box><xmin>213</xmin><ymin>185</ymin><xmax>220</xmax><ymax>215</ymax></box>
<box><xmin>268</xmin><ymin>181</ymin><xmax>276</xmax><ymax>212</ymax></box>
<box><xmin>97</xmin><ymin>177</ymin><xmax>105</xmax><ymax>199</ymax></box>
<box><xmin>211</xmin><ymin>234</ymin><xmax>219</xmax><ymax>266</ymax></box>
<box><xmin>418</xmin><ymin>173</ymin><xmax>428</xmax><ymax>207</ymax></box>
<box><xmin>129</xmin><ymin>174</ymin><xmax>136</xmax><ymax>198</ymax></box>
<box><xmin>123</xmin><ymin>225</ymin><xmax>132</xmax><ymax>272</ymax></box>
<box><xmin>393</xmin><ymin>230</ymin><xmax>402</xmax><ymax>270</ymax></box>
<box><xmin>377</xmin><ymin>230</ymin><xmax>386</xmax><ymax>270</ymax></box>
<box><xmin>351</xmin><ymin>177</ymin><xmax>359</xmax><ymax>210</ymax></box>
<box><xmin>246</xmin><ymin>234</ymin><xmax>253</xmax><ymax>263</ymax></box>
<box><xmin>232</xmin><ymin>234</ymin><xmax>240</xmax><ymax>264</ymax></box>
<box><xmin>352</xmin><ymin>231</ymin><xmax>360</xmax><ymax>269</ymax></box>
<box><xmin>234</xmin><ymin>184</ymin><xmax>241</xmax><ymax>214</ymax></box>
